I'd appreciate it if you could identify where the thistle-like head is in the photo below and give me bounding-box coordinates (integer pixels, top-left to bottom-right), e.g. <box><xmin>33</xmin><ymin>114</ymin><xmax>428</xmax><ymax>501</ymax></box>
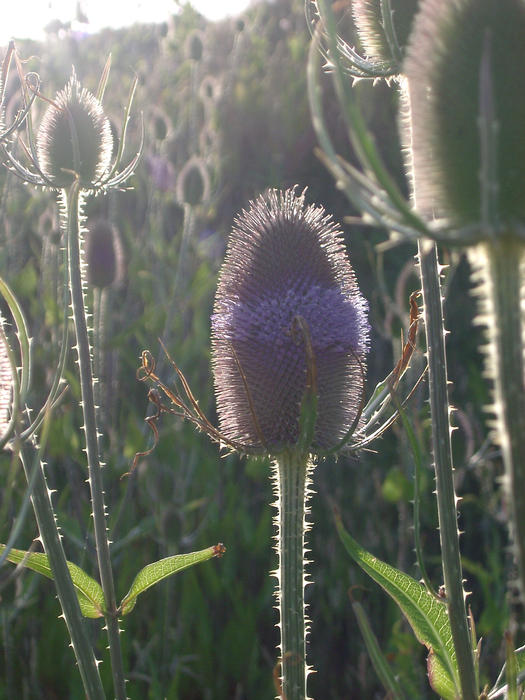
<box><xmin>85</xmin><ymin>219</ymin><xmax>124</xmax><ymax>289</ymax></box>
<box><xmin>36</xmin><ymin>72</ymin><xmax>113</xmax><ymax>189</ymax></box>
<box><xmin>211</xmin><ymin>188</ymin><xmax>370</xmax><ymax>456</ymax></box>
<box><xmin>403</xmin><ymin>0</ymin><xmax>525</xmax><ymax>229</ymax></box>
<box><xmin>3</xmin><ymin>59</ymin><xmax>142</xmax><ymax>193</ymax></box>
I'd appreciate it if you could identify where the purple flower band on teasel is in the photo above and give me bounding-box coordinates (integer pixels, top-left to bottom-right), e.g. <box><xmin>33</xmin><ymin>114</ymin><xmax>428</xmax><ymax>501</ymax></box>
<box><xmin>211</xmin><ymin>188</ymin><xmax>370</xmax><ymax>453</ymax></box>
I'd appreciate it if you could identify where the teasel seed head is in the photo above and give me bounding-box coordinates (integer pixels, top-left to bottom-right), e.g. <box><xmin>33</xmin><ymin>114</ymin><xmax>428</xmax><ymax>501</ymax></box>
<box><xmin>176</xmin><ymin>156</ymin><xmax>210</xmax><ymax>206</ymax></box>
<box><xmin>85</xmin><ymin>219</ymin><xmax>124</xmax><ymax>289</ymax></box>
<box><xmin>36</xmin><ymin>71</ymin><xmax>113</xmax><ymax>189</ymax></box>
<box><xmin>403</xmin><ymin>0</ymin><xmax>525</xmax><ymax>226</ymax></box>
<box><xmin>151</xmin><ymin>107</ymin><xmax>170</xmax><ymax>142</ymax></box>
<box><xmin>185</xmin><ymin>29</ymin><xmax>204</xmax><ymax>62</ymax></box>
<box><xmin>211</xmin><ymin>188</ymin><xmax>369</xmax><ymax>455</ymax></box>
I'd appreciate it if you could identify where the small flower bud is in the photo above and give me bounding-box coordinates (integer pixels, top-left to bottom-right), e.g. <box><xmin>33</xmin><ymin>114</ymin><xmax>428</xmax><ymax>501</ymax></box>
<box><xmin>403</xmin><ymin>0</ymin><xmax>525</xmax><ymax>225</ymax></box>
<box><xmin>37</xmin><ymin>72</ymin><xmax>113</xmax><ymax>188</ymax></box>
<box><xmin>84</xmin><ymin>219</ymin><xmax>124</xmax><ymax>289</ymax></box>
<box><xmin>211</xmin><ymin>188</ymin><xmax>369</xmax><ymax>453</ymax></box>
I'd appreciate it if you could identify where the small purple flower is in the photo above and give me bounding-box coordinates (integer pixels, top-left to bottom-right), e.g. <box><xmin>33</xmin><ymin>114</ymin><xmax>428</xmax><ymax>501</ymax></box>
<box><xmin>211</xmin><ymin>188</ymin><xmax>370</xmax><ymax>454</ymax></box>
<box><xmin>146</xmin><ymin>154</ymin><xmax>175</xmax><ymax>193</ymax></box>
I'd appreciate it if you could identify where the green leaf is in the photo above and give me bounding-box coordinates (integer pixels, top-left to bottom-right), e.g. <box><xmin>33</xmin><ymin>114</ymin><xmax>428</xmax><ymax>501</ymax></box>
<box><xmin>0</xmin><ymin>544</ymin><xmax>105</xmax><ymax>618</ymax></box>
<box><xmin>335</xmin><ymin>517</ymin><xmax>460</xmax><ymax>699</ymax></box>
<box><xmin>352</xmin><ymin>600</ymin><xmax>406</xmax><ymax>700</ymax></box>
<box><xmin>120</xmin><ymin>543</ymin><xmax>226</xmax><ymax>616</ymax></box>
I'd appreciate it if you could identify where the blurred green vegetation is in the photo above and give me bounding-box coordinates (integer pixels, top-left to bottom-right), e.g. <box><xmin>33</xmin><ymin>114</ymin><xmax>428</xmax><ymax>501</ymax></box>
<box><xmin>0</xmin><ymin>1</ymin><xmax>510</xmax><ymax>698</ymax></box>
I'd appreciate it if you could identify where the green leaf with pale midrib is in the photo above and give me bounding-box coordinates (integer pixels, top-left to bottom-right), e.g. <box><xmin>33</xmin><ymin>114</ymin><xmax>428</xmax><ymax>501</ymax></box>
<box><xmin>336</xmin><ymin>518</ymin><xmax>460</xmax><ymax>700</ymax></box>
<box><xmin>0</xmin><ymin>544</ymin><xmax>105</xmax><ymax>618</ymax></box>
<box><xmin>119</xmin><ymin>544</ymin><xmax>225</xmax><ymax>616</ymax></box>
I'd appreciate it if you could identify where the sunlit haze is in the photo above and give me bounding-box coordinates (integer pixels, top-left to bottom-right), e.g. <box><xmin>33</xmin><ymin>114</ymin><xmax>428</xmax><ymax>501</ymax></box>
<box><xmin>2</xmin><ymin>0</ymin><xmax>253</xmax><ymax>45</ymax></box>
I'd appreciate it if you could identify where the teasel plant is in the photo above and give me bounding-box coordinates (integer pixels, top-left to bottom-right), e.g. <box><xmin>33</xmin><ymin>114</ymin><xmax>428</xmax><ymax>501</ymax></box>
<box><xmin>307</xmin><ymin>0</ymin><xmax>525</xmax><ymax>698</ymax></box>
<box><xmin>0</xmin><ymin>50</ymin><xmax>229</xmax><ymax>698</ymax></box>
<box><xmin>135</xmin><ymin>187</ymin><xmax>423</xmax><ymax>700</ymax></box>
<box><xmin>0</xmin><ymin>52</ymin><xmax>143</xmax><ymax>699</ymax></box>
<box><xmin>0</xmin><ymin>43</ymin><xmax>109</xmax><ymax>699</ymax></box>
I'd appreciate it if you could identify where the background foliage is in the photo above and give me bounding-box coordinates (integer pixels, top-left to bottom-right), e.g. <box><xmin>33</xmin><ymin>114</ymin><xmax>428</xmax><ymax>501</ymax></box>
<box><xmin>0</xmin><ymin>1</ymin><xmax>509</xmax><ymax>697</ymax></box>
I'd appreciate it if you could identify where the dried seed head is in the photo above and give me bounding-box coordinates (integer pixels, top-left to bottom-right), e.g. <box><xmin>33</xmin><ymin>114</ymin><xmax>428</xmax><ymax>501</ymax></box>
<box><xmin>211</xmin><ymin>188</ymin><xmax>369</xmax><ymax>454</ymax></box>
<box><xmin>403</xmin><ymin>0</ymin><xmax>525</xmax><ymax>225</ymax></box>
<box><xmin>151</xmin><ymin>108</ymin><xmax>170</xmax><ymax>142</ymax></box>
<box><xmin>185</xmin><ymin>29</ymin><xmax>204</xmax><ymax>62</ymax></box>
<box><xmin>37</xmin><ymin>72</ymin><xmax>113</xmax><ymax>188</ymax></box>
<box><xmin>85</xmin><ymin>219</ymin><xmax>124</xmax><ymax>289</ymax></box>
<box><xmin>176</xmin><ymin>156</ymin><xmax>210</xmax><ymax>206</ymax></box>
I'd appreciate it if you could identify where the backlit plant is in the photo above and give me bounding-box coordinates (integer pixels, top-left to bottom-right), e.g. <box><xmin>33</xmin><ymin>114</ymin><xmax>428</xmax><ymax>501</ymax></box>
<box><xmin>307</xmin><ymin>0</ymin><xmax>525</xmax><ymax>697</ymax></box>
<box><xmin>136</xmin><ymin>187</ymin><xmax>421</xmax><ymax>699</ymax></box>
<box><xmin>0</xmin><ymin>47</ymin><xmax>226</xmax><ymax>700</ymax></box>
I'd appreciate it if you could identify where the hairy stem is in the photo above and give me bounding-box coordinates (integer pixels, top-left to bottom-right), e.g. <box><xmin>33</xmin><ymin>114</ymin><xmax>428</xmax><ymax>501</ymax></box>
<box><xmin>273</xmin><ymin>451</ymin><xmax>313</xmax><ymax>700</ymax></box>
<box><xmin>470</xmin><ymin>238</ymin><xmax>525</xmax><ymax>603</ymax></box>
<box><xmin>418</xmin><ymin>239</ymin><xmax>478</xmax><ymax>700</ymax></box>
<box><xmin>19</xmin><ymin>443</ymin><xmax>105</xmax><ymax>700</ymax></box>
<box><xmin>65</xmin><ymin>183</ymin><xmax>126</xmax><ymax>700</ymax></box>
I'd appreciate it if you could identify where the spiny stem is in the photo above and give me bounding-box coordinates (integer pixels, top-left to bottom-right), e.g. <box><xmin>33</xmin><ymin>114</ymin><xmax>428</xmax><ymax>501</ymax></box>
<box><xmin>470</xmin><ymin>237</ymin><xmax>525</xmax><ymax>604</ymax></box>
<box><xmin>273</xmin><ymin>450</ymin><xmax>314</xmax><ymax>700</ymax></box>
<box><xmin>418</xmin><ymin>239</ymin><xmax>478</xmax><ymax>700</ymax></box>
<box><xmin>19</xmin><ymin>443</ymin><xmax>105</xmax><ymax>700</ymax></box>
<box><xmin>65</xmin><ymin>183</ymin><xmax>126</xmax><ymax>700</ymax></box>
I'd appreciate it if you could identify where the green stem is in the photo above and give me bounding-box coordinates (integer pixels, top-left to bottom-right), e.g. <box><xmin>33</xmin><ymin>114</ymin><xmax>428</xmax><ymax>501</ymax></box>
<box><xmin>65</xmin><ymin>183</ymin><xmax>126</xmax><ymax>700</ymax></box>
<box><xmin>19</xmin><ymin>443</ymin><xmax>105</xmax><ymax>700</ymax></box>
<box><xmin>476</xmin><ymin>238</ymin><xmax>525</xmax><ymax>602</ymax></box>
<box><xmin>92</xmin><ymin>286</ymin><xmax>108</xmax><ymax>428</ymax></box>
<box><xmin>418</xmin><ymin>239</ymin><xmax>478</xmax><ymax>700</ymax></box>
<box><xmin>273</xmin><ymin>451</ymin><xmax>313</xmax><ymax>700</ymax></box>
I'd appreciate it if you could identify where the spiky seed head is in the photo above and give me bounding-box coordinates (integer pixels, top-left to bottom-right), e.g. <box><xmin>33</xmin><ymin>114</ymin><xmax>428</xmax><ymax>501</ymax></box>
<box><xmin>151</xmin><ymin>109</ymin><xmax>170</xmax><ymax>142</ymax></box>
<box><xmin>37</xmin><ymin>72</ymin><xmax>113</xmax><ymax>188</ymax></box>
<box><xmin>85</xmin><ymin>219</ymin><xmax>124</xmax><ymax>289</ymax></box>
<box><xmin>352</xmin><ymin>0</ymin><xmax>419</xmax><ymax>64</ymax></box>
<box><xmin>176</xmin><ymin>156</ymin><xmax>210</xmax><ymax>206</ymax></box>
<box><xmin>211</xmin><ymin>188</ymin><xmax>370</xmax><ymax>454</ymax></box>
<box><xmin>403</xmin><ymin>0</ymin><xmax>525</xmax><ymax>225</ymax></box>
<box><xmin>185</xmin><ymin>29</ymin><xmax>204</xmax><ymax>61</ymax></box>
